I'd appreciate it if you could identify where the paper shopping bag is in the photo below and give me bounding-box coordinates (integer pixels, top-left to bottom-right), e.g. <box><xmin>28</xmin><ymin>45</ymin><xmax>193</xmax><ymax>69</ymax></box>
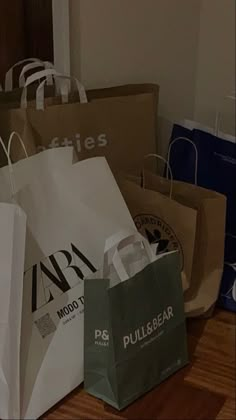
<box><xmin>145</xmin><ymin>171</ymin><xmax>226</xmax><ymax>316</ymax></box>
<box><xmin>0</xmin><ymin>203</ymin><xmax>26</xmax><ymax>420</ymax></box>
<box><xmin>168</xmin><ymin>124</ymin><xmax>235</xmax><ymax>311</ymax></box>
<box><xmin>118</xmin><ymin>176</ymin><xmax>197</xmax><ymax>293</ymax></box>
<box><xmin>15</xmin><ymin>157</ymin><xmax>135</xmax><ymax>419</ymax></box>
<box><xmin>0</xmin><ymin>139</ymin><xmax>74</xmax><ymax>202</ymax></box>
<box><xmin>84</xmin><ymin>231</ymin><xmax>188</xmax><ymax>410</ymax></box>
<box><xmin>0</xmin><ymin>76</ymin><xmax>158</xmax><ymax>173</ymax></box>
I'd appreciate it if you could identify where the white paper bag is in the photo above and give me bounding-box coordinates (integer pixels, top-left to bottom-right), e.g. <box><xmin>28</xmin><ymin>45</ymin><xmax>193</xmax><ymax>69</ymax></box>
<box><xmin>0</xmin><ymin>203</ymin><xmax>26</xmax><ymax>420</ymax></box>
<box><xmin>0</xmin><ymin>142</ymin><xmax>74</xmax><ymax>202</ymax></box>
<box><xmin>15</xmin><ymin>156</ymin><xmax>135</xmax><ymax>419</ymax></box>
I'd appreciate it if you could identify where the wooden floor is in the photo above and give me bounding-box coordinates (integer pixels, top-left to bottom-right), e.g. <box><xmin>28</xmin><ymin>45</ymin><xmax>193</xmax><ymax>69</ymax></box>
<box><xmin>44</xmin><ymin>310</ymin><xmax>236</xmax><ymax>420</ymax></box>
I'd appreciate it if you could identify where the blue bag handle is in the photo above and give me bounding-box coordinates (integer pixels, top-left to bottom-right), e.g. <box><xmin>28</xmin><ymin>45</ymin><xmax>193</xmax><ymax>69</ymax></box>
<box><xmin>167</xmin><ymin>137</ymin><xmax>199</xmax><ymax>185</ymax></box>
<box><xmin>215</xmin><ymin>93</ymin><xmax>236</xmax><ymax>140</ymax></box>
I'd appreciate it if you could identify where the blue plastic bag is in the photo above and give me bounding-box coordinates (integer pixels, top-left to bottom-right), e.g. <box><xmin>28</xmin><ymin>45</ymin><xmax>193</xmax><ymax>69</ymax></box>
<box><xmin>168</xmin><ymin>123</ymin><xmax>236</xmax><ymax>312</ymax></box>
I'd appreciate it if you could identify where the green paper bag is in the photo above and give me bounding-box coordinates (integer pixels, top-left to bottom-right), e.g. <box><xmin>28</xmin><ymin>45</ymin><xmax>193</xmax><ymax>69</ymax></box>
<box><xmin>84</xmin><ymin>231</ymin><xmax>188</xmax><ymax>410</ymax></box>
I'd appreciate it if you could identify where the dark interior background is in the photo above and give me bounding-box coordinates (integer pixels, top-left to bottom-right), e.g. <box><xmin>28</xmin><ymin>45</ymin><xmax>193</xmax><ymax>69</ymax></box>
<box><xmin>0</xmin><ymin>0</ymin><xmax>53</xmax><ymax>86</ymax></box>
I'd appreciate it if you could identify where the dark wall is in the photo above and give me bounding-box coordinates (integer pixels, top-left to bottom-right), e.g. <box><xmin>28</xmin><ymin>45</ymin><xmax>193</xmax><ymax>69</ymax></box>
<box><xmin>0</xmin><ymin>0</ymin><xmax>53</xmax><ymax>85</ymax></box>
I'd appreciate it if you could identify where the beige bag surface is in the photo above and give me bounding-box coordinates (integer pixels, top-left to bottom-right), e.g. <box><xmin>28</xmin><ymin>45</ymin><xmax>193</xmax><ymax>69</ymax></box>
<box><xmin>137</xmin><ymin>171</ymin><xmax>227</xmax><ymax>317</ymax></box>
<box><xmin>0</xmin><ymin>76</ymin><xmax>159</xmax><ymax>173</ymax></box>
<box><xmin>119</xmin><ymin>176</ymin><xmax>197</xmax><ymax>294</ymax></box>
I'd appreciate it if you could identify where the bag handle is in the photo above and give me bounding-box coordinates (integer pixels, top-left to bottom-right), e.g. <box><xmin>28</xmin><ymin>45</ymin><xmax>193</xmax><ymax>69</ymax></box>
<box><xmin>215</xmin><ymin>93</ymin><xmax>236</xmax><ymax>139</ymax></box>
<box><xmin>167</xmin><ymin>137</ymin><xmax>198</xmax><ymax>185</ymax></box>
<box><xmin>19</xmin><ymin>61</ymin><xmax>54</xmax><ymax>88</ymax></box>
<box><xmin>20</xmin><ymin>69</ymin><xmax>60</xmax><ymax>108</ymax></box>
<box><xmin>36</xmin><ymin>74</ymin><xmax>88</xmax><ymax>110</ymax></box>
<box><xmin>0</xmin><ymin>132</ymin><xmax>28</xmax><ymax>197</ymax></box>
<box><xmin>5</xmin><ymin>58</ymin><xmax>41</xmax><ymax>91</ymax></box>
<box><xmin>8</xmin><ymin>132</ymin><xmax>28</xmax><ymax>160</ymax></box>
<box><xmin>0</xmin><ymin>137</ymin><xmax>15</xmax><ymax>196</ymax></box>
<box><xmin>103</xmin><ymin>230</ymin><xmax>154</xmax><ymax>282</ymax></box>
<box><xmin>142</xmin><ymin>154</ymin><xmax>174</xmax><ymax>199</ymax></box>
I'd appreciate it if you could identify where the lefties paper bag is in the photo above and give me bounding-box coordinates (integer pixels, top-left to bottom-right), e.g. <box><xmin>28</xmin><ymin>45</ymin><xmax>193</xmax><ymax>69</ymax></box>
<box><xmin>0</xmin><ymin>71</ymin><xmax>158</xmax><ymax>174</ymax></box>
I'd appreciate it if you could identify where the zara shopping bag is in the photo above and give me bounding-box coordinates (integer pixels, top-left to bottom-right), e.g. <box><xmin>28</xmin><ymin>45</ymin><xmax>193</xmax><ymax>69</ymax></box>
<box><xmin>15</xmin><ymin>157</ymin><xmax>135</xmax><ymax>419</ymax></box>
<box><xmin>84</xmin><ymin>231</ymin><xmax>188</xmax><ymax>410</ymax></box>
<box><xmin>0</xmin><ymin>132</ymin><xmax>74</xmax><ymax>202</ymax></box>
<box><xmin>0</xmin><ymin>69</ymin><xmax>158</xmax><ymax>174</ymax></box>
<box><xmin>0</xmin><ymin>203</ymin><xmax>26</xmax><ymax>420</ymax></box>
<box><xmin>169</xmin><ymin>113</ymin><xmax>235</xmax><ymax>311</ymax></box>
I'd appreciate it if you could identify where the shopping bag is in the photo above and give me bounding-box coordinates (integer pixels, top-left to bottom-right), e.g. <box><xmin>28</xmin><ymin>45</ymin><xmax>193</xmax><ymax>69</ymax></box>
<box><xmin>0</xmin><ymin>132</ymin><xmax>74</xmax><ymax>202</ymax></box>
<box><xmin>84</xmin><ymin>230</ymin><xmax>188</xmax><ymax>410</ymax></box>
<box><xmin>15</xmin><ymin>156</ymin><xmax>135</xmax><ymax>419</ymax></box>
<box><xmin>169</xmin><ymin>117</ymin><xmax>235</xmax><ymax>312</ymax></box>
<box><xmin>0</xmin><ymin>203</ymin><xmax>26</xmax><ymax>420</ymax></box>
<box><xmin>148</xmin><ymin>162</ymin><xmax>226</xmax><ymax>316</ymax></box>
<box><xmin>118</xmin><ymin>166</ymin><xmax>197</xmax><ymax>294</ymax></box>
<box><xmin>0</xmin><ymin>69</ymin><xmax>158</xmax><ymax>174</ymax></box>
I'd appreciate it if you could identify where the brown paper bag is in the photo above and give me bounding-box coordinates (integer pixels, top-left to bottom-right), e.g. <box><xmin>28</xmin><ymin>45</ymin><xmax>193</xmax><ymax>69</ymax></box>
<box><xmin>0</xmin><ymin>84</ymin><xmax>159</xmax><ymax>173</ymax></box>
<box><xmin>118</xmin><ymin>177</ymin><xmax>197</xmax><ymax>294</ymax></box>
<box><xmin>133</xmin><ymin>171</ymin><xmax>227</xmax><ymax>317</ymax></box>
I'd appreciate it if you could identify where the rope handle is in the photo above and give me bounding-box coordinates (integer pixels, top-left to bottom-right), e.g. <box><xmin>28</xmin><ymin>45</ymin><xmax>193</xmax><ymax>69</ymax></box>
<box><xmin>143</xmin><ymin>154</ymin><xmax>174</xmax><ymax>199</ymax></box>
<box><xmin>0</xmin><ymin>132</ymin><xmax>28</xmax><ymax>197</ymax></box>
<box><xmin>215</xmin><ymin>93</ymin><xmax>236</xmax><ymax>138</ymax></box>
<box><xmin>167</xmin><ymin>137</ymin><xmax>198</xmax><ymax>185</ymax></box>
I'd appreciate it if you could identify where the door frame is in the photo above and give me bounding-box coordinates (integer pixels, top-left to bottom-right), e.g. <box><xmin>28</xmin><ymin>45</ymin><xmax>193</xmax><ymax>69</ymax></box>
<box><xmin>52</xmin><ymin>0</ymin><xmax>70</xmax><ymax>74</ymax></box>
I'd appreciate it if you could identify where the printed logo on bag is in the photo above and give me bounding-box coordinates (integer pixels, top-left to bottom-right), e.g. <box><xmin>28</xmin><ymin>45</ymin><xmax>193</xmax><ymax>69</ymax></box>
<box><xmin>123</xmin><ymin>306</ymin><xmax>174</xmax><ymax>350</ymax></box>
<box><xmin>94</xmin><ymin>329</ymin><xmax>109</xmax><ymax>347</ymax></box>
<box><xmin>36</xmin><ymin>133</ymin><xmax>108</xmax><ymax>153</ymax></box>
<box><xmin>24</xmin><ymin>243</ymin><xmax>97</xmax><ymax>338</ymax></box>
<box><xmin>134</xmin><ymin>214</ymin><xmax>184</xmax><ymax>269</ymax></box>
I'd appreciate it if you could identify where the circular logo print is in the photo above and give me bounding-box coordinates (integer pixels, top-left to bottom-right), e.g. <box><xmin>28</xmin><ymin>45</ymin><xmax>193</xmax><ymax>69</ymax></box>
<box><xmin>134</xmin><ymin>214</ymin><xmax>184</xmax><ymax>269</ymax></box>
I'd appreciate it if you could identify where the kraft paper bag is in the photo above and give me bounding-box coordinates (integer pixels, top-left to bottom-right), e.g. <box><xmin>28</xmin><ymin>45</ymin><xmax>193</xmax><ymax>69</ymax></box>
<box><xmin>14</xmin><ymin>156</ymin><xmax>135</xmax><ymax>419</ymax></box>
<box><xmin>0</xmin><ymin>203</ymin><xmax>26</xmax><ymax>420</ymax></box>
<box><xmin>84</xmin><ymin>231</ymin><xmax>188</xmax><ymax>410</ymax></box>
<box><xmin>141</xmin><ymin>172</ymin><xmax>227</xmax><ymax>317</ymax></box>
<box><xmin>118</xmin><ymin>176</ymin><xmax>197</xmax><ymax>293</ymax></box>
<box><xmin>0</xmin><ymin>79</ymin><xmax>158</xmax><ymax>173</ymax></box>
